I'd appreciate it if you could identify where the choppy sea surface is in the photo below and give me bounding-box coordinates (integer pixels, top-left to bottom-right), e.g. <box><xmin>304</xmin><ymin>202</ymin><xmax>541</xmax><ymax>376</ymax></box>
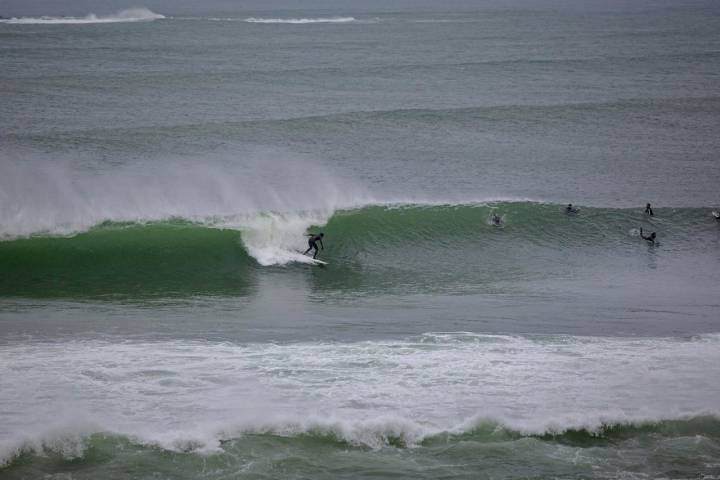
<box><xmin>2</xmin><ymin>1</ymin><xmax>720</xmax><ymax>478</ymax></box>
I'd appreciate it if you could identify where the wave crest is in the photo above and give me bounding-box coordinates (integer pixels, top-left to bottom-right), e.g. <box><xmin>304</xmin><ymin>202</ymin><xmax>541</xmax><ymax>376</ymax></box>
<box><xmin>244</xmin><ymin>17</ymin><xmax>356</xmax><ymax>24</ymax></box>
<box><xmin>4</xmin><ymin>413</ymin><xmax>720</xmax><ymax>468</ymax></box>
<box><xmin>0</xmin><ymin>8</ymin><xmax>165</xmax><ymax>25</ymax></box>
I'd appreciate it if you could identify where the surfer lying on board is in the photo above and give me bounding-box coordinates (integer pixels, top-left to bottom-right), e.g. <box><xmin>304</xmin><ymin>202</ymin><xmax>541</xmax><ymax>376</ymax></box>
<box><xmin>304</xmin><ymin>233</ymin><xmax>324</xmax><ymax>259</ymax></box>
<box><xmin>639</xmin><ymin>228</ymin><xmax>656</xmax><ymax>243</ymax></box>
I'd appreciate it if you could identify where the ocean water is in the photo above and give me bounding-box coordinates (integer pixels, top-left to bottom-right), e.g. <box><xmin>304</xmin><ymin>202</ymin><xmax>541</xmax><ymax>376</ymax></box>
<box><xmin>2</xmin><ymin>1</ymin><xmax>720</xmax><ymax>478</ymax></box>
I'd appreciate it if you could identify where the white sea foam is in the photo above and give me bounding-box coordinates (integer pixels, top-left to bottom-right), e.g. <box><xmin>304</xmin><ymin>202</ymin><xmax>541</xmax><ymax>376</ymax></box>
<box><xmin>0</xmin><ymin>8</ymin><xmax>165</xmax><ymax>25</ymax></box>
<box><xmin>0</xmin><ymin>152</ymin><xmax>372</xmax><ymax>265</ymax></box>
<box><xmin>1</xmin><ymin>333</ymin><xmax>719</xmax><ymax>465</ymax></box>
<box><xmin>244</xmin><ymin>17</ymin><xmax>356</xmax><ymax>24</ymax></box>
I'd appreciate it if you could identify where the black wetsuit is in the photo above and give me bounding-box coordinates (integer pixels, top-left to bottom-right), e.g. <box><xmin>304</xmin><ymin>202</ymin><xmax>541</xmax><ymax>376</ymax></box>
<box><xmin>640</xmin><ymin>228</ymin><xmax>656</xmax><ymax>243</ymax></box>
<box><xmin>304</xmin><ymin>235</ymin><xmax>324</xmax><ymax>259</ymax></box>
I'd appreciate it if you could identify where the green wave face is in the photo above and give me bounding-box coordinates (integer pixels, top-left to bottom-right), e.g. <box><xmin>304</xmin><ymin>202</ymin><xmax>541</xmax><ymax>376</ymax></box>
<box><xmin>0</xmin><ymin>223</ymin><xmax>256</xmax><ymax>298</ymax></box>
<box><xmin>1</xmin><ymin>202</ymin><xmax>717</xmax><ymax>299</ymax></box>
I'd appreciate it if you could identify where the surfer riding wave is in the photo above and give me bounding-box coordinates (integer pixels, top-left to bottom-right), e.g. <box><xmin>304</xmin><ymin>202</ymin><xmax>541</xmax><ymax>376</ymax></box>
<box><xmin>304</xmin><ymin>233</ymin><xmax>324</xmax><ymax>259</ymax></box>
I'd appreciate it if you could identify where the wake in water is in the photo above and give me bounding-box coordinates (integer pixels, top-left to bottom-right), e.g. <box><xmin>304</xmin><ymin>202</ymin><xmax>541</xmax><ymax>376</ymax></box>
<box><xmin>0</xmin><ymin>8</ymin><xmax>165</xmax><ymax>25</ymax></box>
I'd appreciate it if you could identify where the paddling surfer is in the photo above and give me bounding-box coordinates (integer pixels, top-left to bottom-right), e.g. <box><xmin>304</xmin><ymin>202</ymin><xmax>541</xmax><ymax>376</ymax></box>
<box><xmin>639</xmin><ymin>228</ymin><xmax>656</xmax><ymax>243</ymax></box>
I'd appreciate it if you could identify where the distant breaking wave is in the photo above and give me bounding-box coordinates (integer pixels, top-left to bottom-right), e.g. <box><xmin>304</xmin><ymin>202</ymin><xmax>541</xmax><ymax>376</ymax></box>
<box><xmin>0</xmin><ymin>8</ymin><xmax>165</xmax><ymax>25</ymax></box>
<box><xmin>244</xmin><ymin>17</ymin><xmax>356</xmax><ymax>24</ymax></box>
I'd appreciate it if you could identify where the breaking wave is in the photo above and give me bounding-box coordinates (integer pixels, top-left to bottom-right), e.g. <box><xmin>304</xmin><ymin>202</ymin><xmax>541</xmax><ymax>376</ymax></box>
<box><xmin>1</xmin><ymin>201</ymin><xmax>718</xmax><ymax>297</ymax></box>
<box><xmin>244</xmin><ymin>17</ymin><xmax>356</xmax><ymax>24</ymax></box>
<box><xmin>0</xmin><ymin>8</ymin><xmax>165</xmax><ymax>25</ymax></box>
<box><xmin>4</xmin><ymin>414</ymin><xmax>720</xmax><ymax>468</ymax></box>
<box><xmin>2</xmin><ymin>333</ymin><xmax>720</xmax><ymax>468</ymax></box>
<box><xmin>2</xmin><ymin>157</ymin><xmax>718</xmax><ymax>297</ymax></box>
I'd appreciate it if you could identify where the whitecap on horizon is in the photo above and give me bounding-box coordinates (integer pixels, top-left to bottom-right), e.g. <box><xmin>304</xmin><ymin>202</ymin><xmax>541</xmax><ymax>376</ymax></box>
<box><xmin>0</xmin><ymin>8</ymin><xmax>165</xmax><ymax>25</ymax></box>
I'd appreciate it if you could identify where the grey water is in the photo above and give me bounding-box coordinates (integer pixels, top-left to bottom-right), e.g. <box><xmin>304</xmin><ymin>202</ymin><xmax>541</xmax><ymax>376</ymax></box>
<box><xmin>1</xmin><ymin>1</ymin><xmax>720</xmax><ymax>478</ymax></box>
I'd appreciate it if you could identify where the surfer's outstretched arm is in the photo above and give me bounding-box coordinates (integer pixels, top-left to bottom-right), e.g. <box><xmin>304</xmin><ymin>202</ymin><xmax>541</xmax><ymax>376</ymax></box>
<box><xmin>319</xmin><ymin>239</ymin><xmax>324</xmax><ymax>250</ymax></box>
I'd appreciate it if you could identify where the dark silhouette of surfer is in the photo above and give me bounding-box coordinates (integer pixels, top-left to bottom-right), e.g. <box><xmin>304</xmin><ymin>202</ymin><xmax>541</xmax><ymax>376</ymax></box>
<box><xmin>566</xmin><ymin>204</ymin><xmax>579</xmax><ymax>214</ymax></box>
<box><xmin>491</xmin><ymin>213</ymin><xmax>502</xmax><ymax>226</ymax></box>
<box><xmin>639</xmin><ymin>228</ymin><xmax>656</xmax><ymax>243</ymax></box>
<box><xmin>304</xmin><ymin>233</ymin><xmax>324</xmax><ymax>259</ymax></box>
<box><xmin>645</xmin><ymin>203</ymin><xmax>654</xmax><ymax>216</ymax></box>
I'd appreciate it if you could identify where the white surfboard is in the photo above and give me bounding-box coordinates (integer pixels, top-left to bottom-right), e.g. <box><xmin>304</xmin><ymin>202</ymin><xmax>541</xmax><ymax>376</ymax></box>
<box><xmin>296</xmin><ymin>250</ymin><xmax>328</xmax><ymax>265</ymax></box>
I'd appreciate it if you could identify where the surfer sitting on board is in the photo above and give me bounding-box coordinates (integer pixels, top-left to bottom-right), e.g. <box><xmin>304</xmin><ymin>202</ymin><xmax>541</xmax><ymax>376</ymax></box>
<box><xmin>645</xmin><ymin>203</ymin><xmax>654</xmax><ymax>216</ymax></box>
<box><xmin>566</xmin><ymin>204</ymin><xmax>579</xmax><ymax>214</ymax></box>
<box><xmin>639</xmin><ymin>228</ymin><xmax>656</xmax><ymax>243</ymax></box>
<box><xmin>304</xmin><ymin>233</ymin><xmax>324</xmax><ymax>259</ymax></box>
